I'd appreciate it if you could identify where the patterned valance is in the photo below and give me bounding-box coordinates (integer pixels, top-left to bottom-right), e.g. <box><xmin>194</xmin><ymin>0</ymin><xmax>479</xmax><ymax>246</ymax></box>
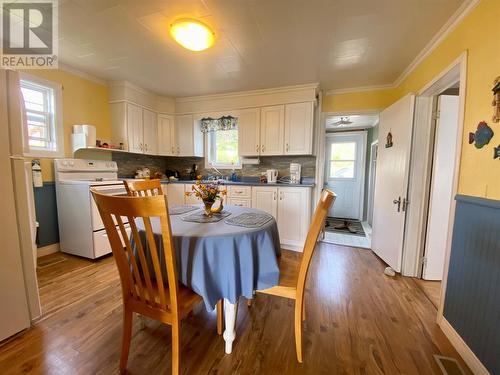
<box><xmin>200</xmin><ymin>115</ymin><xmax>238</xmax><ymax>133</ymax></box>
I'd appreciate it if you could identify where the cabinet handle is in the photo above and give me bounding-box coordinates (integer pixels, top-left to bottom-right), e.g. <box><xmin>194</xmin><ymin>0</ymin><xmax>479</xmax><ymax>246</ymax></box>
<box><xmin>177</xmin><ymin>146</ymin><xmax>180</xmax><ymax>155</ymax></box>
<box><xmin>139</xmin><ymin>142</ymin><xmax>143</xmax><ymax>151</ymax></box>
<box><xmin>279</xmin><ymin>191</ymin><xmax>283</xmax><ymax>200</ymax></box>
<box><xmin>285</xmin><ymin>143</ymin><xmax>289</xmax><ymax>152</ymax></box>
<box><xmin>261</xmin><ymin>145</ymin><xmax>265</xmax><ymax>152</ymax></box>
<box><xmin>144</xmin><ymin>143</ymin><xmax>148</xmax><ymax>151</ymax></box>
<box><xmin>256</xmin><ymin>144</ymin><xmax>259</xmax><ymax>152</ymax></box>
<box><xmin>273</xmin><ymin>191</ymin><xmax>277</xmax><ymax>201</ymax></box>
<box><xmin>171</xmin><ymin>146</ymin><xmax>175</xmax><ymax>154</ymax></box>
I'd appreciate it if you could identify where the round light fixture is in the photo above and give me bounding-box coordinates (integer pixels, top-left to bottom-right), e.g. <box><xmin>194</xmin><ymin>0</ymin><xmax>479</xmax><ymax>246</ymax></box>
<box><xmin>170</xmin><ymin>19</ymin><xmax>215</xmax><ymax>51</ymax></box>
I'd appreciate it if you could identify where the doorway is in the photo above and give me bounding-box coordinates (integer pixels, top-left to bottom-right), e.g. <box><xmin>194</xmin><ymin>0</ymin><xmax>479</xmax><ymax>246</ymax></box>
<box><xmin>321</xmin><ymin>114</ymin><xmax>379</xmax><ymax>249</ymax></box>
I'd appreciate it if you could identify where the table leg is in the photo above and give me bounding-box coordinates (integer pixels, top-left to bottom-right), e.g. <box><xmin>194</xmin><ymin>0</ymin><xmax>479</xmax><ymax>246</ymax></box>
<box><xmin>223</xmin><ymin>298</ymin><xmax>238</xmax><ymax>354</ymax></box>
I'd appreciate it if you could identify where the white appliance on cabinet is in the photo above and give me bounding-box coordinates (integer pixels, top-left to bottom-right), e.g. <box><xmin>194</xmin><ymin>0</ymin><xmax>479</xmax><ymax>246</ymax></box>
<box><xmin>54</xmin><ymin>159</ymin><xmax>130</xmax><ymax>259</ymax></box>
<box><xmin>0</xmin><ymin>70</ymin><xmax>42</xmax><ymax>341</ymax></box>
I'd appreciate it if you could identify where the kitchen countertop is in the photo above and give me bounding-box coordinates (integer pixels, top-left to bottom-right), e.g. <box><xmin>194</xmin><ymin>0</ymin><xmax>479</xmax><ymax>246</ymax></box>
<box><xmin>159</xmin><ymin>178</ymin><xmax>315</xmax><ymax>188</ymax></box>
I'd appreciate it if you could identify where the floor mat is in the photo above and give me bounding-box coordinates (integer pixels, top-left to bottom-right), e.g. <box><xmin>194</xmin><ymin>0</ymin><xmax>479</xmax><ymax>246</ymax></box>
<box><xmin>324</xmin><ymin>217</ymin><xmax>366</xmax><ymax>237</ymax></box>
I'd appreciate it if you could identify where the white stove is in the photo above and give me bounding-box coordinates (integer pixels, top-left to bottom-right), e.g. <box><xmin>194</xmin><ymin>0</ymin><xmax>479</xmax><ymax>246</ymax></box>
<box><xmin>55</xmin><ymin>159</ymin><xmax>130</xmax><ymax>259</ymax></box>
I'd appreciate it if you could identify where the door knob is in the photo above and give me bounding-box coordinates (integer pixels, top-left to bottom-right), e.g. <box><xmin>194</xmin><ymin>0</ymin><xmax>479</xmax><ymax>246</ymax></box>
<box><xmin>393</xmin><ymin>197</ymin><xmax>401</xmax><ymax>212</ymax></box>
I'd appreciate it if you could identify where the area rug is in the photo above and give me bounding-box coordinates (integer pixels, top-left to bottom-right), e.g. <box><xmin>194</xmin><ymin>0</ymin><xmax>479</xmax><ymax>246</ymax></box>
<box><xmin>324</xmin><ymin>217</ymin><xmax>366</xmax><ymax>237</ymax></box>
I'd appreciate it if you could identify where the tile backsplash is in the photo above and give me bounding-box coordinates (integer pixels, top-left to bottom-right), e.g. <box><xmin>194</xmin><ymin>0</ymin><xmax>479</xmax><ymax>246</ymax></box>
<box><xmin>112</xmin><ymin>152</ymin><xmax>316</xmax><ymax>180</ymax></box>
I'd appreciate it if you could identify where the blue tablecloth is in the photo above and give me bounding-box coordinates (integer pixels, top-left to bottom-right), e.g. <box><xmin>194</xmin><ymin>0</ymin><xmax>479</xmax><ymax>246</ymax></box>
<box><xmin>132</xmin><ymin>205</ymin><xmax>281</xmax><ymax>311</ymax></box>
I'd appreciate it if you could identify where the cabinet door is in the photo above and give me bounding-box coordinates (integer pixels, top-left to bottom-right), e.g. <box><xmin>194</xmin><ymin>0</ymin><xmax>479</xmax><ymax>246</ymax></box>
<box><xmin>284</xmin><ymin>102</ymin><xmax>313</xmax><ymax>155</ymax></box>
<box><xmin>277</xmin><ymin>187</ymin><xmax>311</xmax><ymax>250</ymax></box>
<box><xmin>227</xmin><ymin>198</ymin><xmax>251</xmax><ymax>207</ymax></box>
<box><xmin>252</xmin><ymin>186</ymin><xmax>278</xmax><ymax>218</ymax></box>
<box><xmin>175</xmin><ymin>114</ymin><xmax>194</xmax><ymax>156</ymax></box>
<box><xmin>260</xmin><ymin>105</ymin><xmax>284</xmax><ymax>155</ymax></box>
<box><xmin>142</xmin><ymin>109</ymin><xmax>158</xmax><ymax>155</ymax></box>
<box><xmin>236</xmin><ymin>108</ymin><xmax>261</xmax><ymax>156</ymax></box>
<box><xmin>158</xmin><ymin>114</ymin><xmax>175</xmax><ymax>156</ymax></box>
<box><xmin>165</xmin><ymin>184</ymin><xmax>186</xmax><ymax>205</ymax></box>
<box><xmin>127</xmin><ymin>103</ymin><xmax>144</xmax><ymax>153</ymax></box>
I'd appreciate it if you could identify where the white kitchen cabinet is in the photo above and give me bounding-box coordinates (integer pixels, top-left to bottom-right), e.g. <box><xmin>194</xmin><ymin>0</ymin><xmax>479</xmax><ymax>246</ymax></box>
<box><xmin>165</xmin><ymin>183</ymin><xmax>185</xmax><ymax>206</ymax></box>
<box><xmin>236</xmin><ymin>108</ymin><xmax>261</xmax><ymax>156</ymax></box>
<box><xmin>126</xmin><ymin>103</ymin><xmax>144</xmax><ymax>153</ymax></box>
<box><xmin>284</xmin><ymin>102</ymin><xmax>313</xmax><ymax>155</ymax></box>
<box><xmin>260</xmin><ymin>105</ymin><xmax>284</xmax><ymax>155</ymax></box>
<box><xmin>252</xmin><ymin>186</ymin><xmax>278</xmax><ymax>217</ymax></box>
<box><xmin>184</xmin><ymin>183</ymin><xmax>201</xmax><ymax>204</ymax></box>
<box><xmin>142</xmin><ymin>109</ymin><xmax>158</xmax><ymax>155</ymax></box>
<box><xmin>277</xmin><ymin>187</ymin><xmax>311</xmax><ymax>250</ymax></box>
<box><xmin>227</xmin><ymin>198</ymin><xmax>251</xmax><ymax>207</ymax></box>
<box><xmin>175</xmin><ymin>115</ymin><xmax>203</xmax><ymax>157</ymax></box>
<box><xmin>157</xmin><ymin>114</ymin><xmax>175</xmax><ymax>156</ymax></box>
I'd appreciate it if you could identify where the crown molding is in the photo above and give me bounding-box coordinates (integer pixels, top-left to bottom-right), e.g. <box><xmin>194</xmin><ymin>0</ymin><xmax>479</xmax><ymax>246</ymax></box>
<box><xmin>58</xmin><ymin>62</ymin><xmax>107</xmax><ymax>85</ymax></box>
<box><xmin>175</xmin><ymin>83</ymin><xmax>319</xmax><ymax>104</ymax></box>
<box><xmin>325</xmin><ymin>0</ymin><xmax>480</xmax><ymax>96</ymax></box>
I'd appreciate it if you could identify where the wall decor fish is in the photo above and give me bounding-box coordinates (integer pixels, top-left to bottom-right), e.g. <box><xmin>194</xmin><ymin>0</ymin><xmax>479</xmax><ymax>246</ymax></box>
<box><xmin>469</xmin><ymin>121</ymin><xmax>494</xmax><ymax>149</ymax></box>
<box><xmin>494</xmin><ymin>145</ymin><xmax>500</xmax><ymax>160</ymax></box>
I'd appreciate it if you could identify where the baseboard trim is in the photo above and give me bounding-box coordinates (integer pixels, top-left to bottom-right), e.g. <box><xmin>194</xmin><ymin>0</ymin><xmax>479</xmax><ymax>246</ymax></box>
<box><xmin>437</xmin><ymin>315</ymin><xmax>490</xmax><ymax>375</ymax></box>
<box><xmin>37</xmin><ymin>243</ymin><xmax>60</xmax><ymax>258</ymax></box>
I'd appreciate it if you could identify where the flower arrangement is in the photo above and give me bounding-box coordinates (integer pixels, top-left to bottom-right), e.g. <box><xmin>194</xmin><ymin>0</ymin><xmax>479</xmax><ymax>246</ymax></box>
<box><xmin>185</xmin><ymin>176</ymin><xmax>226</xmax><ymax>216</ymax></box>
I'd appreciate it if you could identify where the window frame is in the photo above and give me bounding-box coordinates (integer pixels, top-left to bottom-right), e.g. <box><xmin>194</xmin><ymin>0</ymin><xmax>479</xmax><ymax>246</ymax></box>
<box><xmin>204</xmin><ymin>127</ymin><xmax>242</xmax><ymax>170</ymax></box>
<box><xmin>327</xmin><ymin>141</ymin><xmax>357</xmax><ymax>180</ymax></box>
<box><xmin>20</xmin><ymin>72</ymin><xmax>64</xmax><ymax>158</ymax></box>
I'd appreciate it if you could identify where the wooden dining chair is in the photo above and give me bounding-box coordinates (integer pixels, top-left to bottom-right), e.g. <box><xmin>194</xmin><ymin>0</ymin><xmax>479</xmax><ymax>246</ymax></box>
<box><xmin>92</xmin><ymin>191</ymin><xmax>206</xmax><ymax>375</ymax></box>
<box><xmin>123</xmin><ymin>179</ymin><xmax>224</xmax><ymax>335</ymax></box>
<box><xmin>257</xmin><ymin>189</ymin><xmax>336</xmax><ymax>363</ymax></box>
<box><xmin>124</xmin><ymin>179</ymin><xmax>163</xmax><ymax>196</ymax></box>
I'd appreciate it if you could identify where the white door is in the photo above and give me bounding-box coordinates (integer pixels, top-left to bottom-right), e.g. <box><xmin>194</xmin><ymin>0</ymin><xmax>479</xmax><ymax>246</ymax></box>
<box><xmin>127</xmin><ymin>103</ymin><xmax>144</xmax><ymax>154</ymax></box>
<box><xmin>277</xmin><ymin>187</ymin><xmax>311</xmax><ymax>250</ymax></box>
<box><xmin>252</xmin><ymin>186</ymin><xmax>278</xmax><ymax>217</ymax></box>
<box><xmin>423</xmin><ymin>95</ymin><xmax>460</xmax><ymax>280</ymax></box>
<box><xmin>324</xmin><ymin>131</ymin><xmax>366</xmax><ymax>220</ymax></box>
<box><xmin>142</xmin><ymin>109</ymin><xmax>157</xmax><ymax>155</ymax></box>
<box><xmin>260</xmin><ymin>105</ymin><xmax>284</xmax><ymax>155</ymax></box>
<box><xmin>371</xmin><ymin>94</ymin><xmax>415</xmax><ymax>272</ymax></box>
<box><xmin>176</xmin><ymin>114</ymin><xmax>194</xmax><ymax>156</ymax></box>
<box><xmin>157</xmin><ymin>114</ymin><xmax>175</xmax><ymax>156</ymax></box>
<box><xmin>237</xmin><ymin>108</ymin><xmax>260</xmax><ymax>156</ymax></box>
<box><xmin>284</xmin><ymin>102</ymin><xmax>313</xmax><ymax>155</ymax></box>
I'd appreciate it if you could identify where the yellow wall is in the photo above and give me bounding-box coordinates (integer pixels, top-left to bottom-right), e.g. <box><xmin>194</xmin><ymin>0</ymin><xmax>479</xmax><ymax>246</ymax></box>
<box><xmin>23</xmin><ymin>69</ymin><xmax>110</xmax><ymax>181</ymax></box>
<box><xmin>322</xmin><ymin>0</ymin><xmax>500</xmax><ymax>199</ymax></box>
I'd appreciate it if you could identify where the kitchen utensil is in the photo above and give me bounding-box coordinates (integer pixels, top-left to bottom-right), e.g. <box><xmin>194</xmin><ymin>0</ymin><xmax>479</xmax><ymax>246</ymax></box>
<box><xmin>266</xmin><ymin>169</ymin><xmax>278</xmax><ymax>183</ymax></box>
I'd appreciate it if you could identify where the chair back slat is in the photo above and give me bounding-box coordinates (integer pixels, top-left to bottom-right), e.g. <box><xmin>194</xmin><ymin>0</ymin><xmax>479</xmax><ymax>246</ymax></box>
<box><xmin>128</xmin><ymin>216</ymin><xmax>158</xmax><ymax>307</ymax></box>
<box><xmin>296</xmin><ymin>190</ymin><xmax>336</xmax><ymax>297</ymax></box>
<box><xmin>91</xmin><ymin>191</ymin><xmax>179</xmax><ymax>316</ymax></box>
<box><xmin>124</xmin><ymin>179</ymin><xmax>163</xmax><ymax>197</ymax></box>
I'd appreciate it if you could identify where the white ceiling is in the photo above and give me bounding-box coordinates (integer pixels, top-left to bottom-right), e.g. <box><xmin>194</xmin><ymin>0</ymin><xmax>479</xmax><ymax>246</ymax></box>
<box><xmin>56</xmin><ymin>0</ymin><xmax>466</xmax><ymax>97</ymax></box>
<box><xmin>326</xmin><ymin>114</ymin><xmax>379</xmax><ymax>130</ymax></box>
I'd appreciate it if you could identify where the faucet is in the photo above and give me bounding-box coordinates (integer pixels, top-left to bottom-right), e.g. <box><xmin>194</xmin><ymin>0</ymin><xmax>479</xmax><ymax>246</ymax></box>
<box><xmin>208</xmin><ymin>164</ymin><xmax>226</xmax><ymax>181</ymax></box>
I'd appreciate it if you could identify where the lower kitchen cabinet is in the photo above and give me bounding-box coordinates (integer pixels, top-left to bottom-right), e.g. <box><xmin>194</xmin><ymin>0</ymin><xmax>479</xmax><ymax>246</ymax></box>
<box><xmin>252</xmin><ymin>186</ymin><xmax>311</xmax><ymax>251</ymax></box>
<box><xmin>164</xmin><ymin>183</ymin><xmax>185</xmax><ymax>205</ymax></box>
<box><xmin>227</xmin><ymin>198</ymin><xmax>252</xmax><ymax>207</ymax></box>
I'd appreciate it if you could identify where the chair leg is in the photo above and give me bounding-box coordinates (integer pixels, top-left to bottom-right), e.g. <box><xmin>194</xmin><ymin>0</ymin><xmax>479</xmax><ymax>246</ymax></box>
<box><xmin>216</xmin><ymin>300</ymin><xmax>224</xmax><ymax>335</ymax></box>
<box><xmin>294</xmin><ymin>303</ymin><xmax>303</xmax><ymax>363</ymax></box>
<box><xmin>246</xmin><ymin>298</ymin><xmax>253</xmax><ymax>307</ymax></box>
<box><xmin>172</xmin><ymin>322</ymin><xmax>180</xmax><ymax>375</ymax></box>
<box><xmin>119</xmin><ymin>308</ymin><xmax>133</xmax><ymax>373</ymax></box>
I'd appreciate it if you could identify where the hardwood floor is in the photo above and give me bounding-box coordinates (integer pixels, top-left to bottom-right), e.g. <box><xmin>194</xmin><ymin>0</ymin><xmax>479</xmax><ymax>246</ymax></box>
<box><xmin>0</xmin><ymin>244</ymin><xmax>470</xmax><ymax>374</ymax></box>
<box><xmin>414</xmin><ymin>279</ymin><xmax>442</xmax><ymax>309</ymax></box>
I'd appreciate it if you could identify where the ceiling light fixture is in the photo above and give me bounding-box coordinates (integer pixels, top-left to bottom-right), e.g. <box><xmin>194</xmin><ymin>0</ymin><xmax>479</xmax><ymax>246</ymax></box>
<box><xmin>170</xmin><ymin>19</ymin><xmax>215</xmax><ymax>51</ymax></box>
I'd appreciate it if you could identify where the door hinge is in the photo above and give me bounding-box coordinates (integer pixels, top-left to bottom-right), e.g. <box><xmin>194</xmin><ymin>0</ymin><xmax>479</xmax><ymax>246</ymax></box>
<box><xmin>432</xmin><ymin>110</ymin><xmax>440</xmax><ymax>120</ymax></box>
<box><xmin>420</xmin><ymin>256</ymin><xmax>428</xmax><ymax>268</ymax></box>
<box><xmin>402</xmin><ymin>197</ymin><xmax>409</xmax><ymax>212</ymax></box>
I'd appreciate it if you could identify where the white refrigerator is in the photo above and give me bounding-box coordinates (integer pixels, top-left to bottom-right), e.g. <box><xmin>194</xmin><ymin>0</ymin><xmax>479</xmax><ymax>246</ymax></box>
<box><xmin>0</xmin><ymin>69</ymin><xmax>42</xmax><ymax>341</ymax></box>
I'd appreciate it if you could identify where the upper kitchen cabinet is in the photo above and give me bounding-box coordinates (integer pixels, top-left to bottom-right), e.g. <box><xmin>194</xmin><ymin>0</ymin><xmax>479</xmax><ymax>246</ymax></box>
<box><xmin>260</xmin><ymin>105</ymin><xmax>284</xmax><ymax>155</ymax></box>
<box><xmin>236</xmin><ymin>108</ymin><xmax>261</xmax><ymax>156</ymax></box>
<box><xmin>175</xmin><ymin>114</ymin><xmax>203</xmax><ymax>157</ymax></box>
<box><xmin>157</xmin><ymin>114</ymin><xmax>175</xmax><ymax>156</ymax></box>
<box><xmin>284</xmin><ymin>102</ymin><xmax>313</xmax><ymax>155</ymax></box>
<box><xmin>142</xmin><ymin>109</ymin><xmax>158</xmax><ymax>155</ymax></box>
<box><xmin>111</xmin><ymin>102</ymin><xmax>157</xmax><ymax>155</ymax></box>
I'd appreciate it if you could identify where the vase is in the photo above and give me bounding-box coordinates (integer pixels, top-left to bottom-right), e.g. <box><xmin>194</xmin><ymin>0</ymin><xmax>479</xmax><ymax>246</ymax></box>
<box><xmin>202</xmin><ymin>200</ymin><xmax>215</xmax><ymax>217</ymax></box>
<box><xmin>211</xmin><ymin>198</ymin><xmax>224</xmax><ymax>214</ymax></box>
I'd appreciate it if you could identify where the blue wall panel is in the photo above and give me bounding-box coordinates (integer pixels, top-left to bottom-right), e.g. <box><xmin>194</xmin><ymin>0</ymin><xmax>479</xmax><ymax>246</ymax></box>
<box><xmin>443</xmin><ymin>195</ymin><xmax>500</xmax><ymax>374</ymax></box>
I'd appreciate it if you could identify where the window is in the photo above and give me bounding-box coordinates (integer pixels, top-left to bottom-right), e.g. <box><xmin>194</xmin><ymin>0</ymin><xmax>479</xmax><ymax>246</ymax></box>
<box><xmin>20</xmin><ymin>74</ymin><xmax>63</xmax><ymax>157</ymax></box>
<box><xmin>207</xmin><ymin>128</ymin><xmax>241</xmax><ymax>169</ymax></box>
<box><xmin>329</xmin><ymin>142</ymin><xmax>356</xmax><ymax>178</ymax></box>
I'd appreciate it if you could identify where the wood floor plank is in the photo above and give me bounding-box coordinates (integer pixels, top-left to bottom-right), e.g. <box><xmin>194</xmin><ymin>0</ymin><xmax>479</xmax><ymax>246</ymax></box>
<box><xmin>0</xmin><ymin>244</ymin><xmax>470</xmax><ymax>374</ymax></box>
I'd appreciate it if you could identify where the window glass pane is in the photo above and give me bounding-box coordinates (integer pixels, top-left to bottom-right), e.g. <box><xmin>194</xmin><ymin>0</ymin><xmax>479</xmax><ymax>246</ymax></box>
<box><xmin>330</xmin><ymin>161</ymin><xmax>355</xmax><ymax>178</ymax></box>
<box><xmin>21</xmin><ymin>86</ymin><xmax>45</xmax><ymax>112</ymax></box>
<box><xmin>211</xmin><ymin>129</ymin><xmax>239</xmax><ymax>165</ymax></box>
<box><xmin>331</xmin><ymin>142</ymin><xmax>356</xmax><ymax>161</ymax></box>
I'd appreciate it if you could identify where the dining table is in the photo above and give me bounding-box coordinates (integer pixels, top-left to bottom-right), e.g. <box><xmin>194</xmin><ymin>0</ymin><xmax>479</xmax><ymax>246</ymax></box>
<box><xmin>133</xmin><ymin>204</ymin><xmax>281</xmax><ymax>354</ymax></box>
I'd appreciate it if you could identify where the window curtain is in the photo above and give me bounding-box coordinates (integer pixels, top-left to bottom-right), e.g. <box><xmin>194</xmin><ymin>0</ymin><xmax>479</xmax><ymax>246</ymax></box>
<box><xmin>200</xmin><ymin>115</ymin><xmax>238</xmax><ymax>133</ymax></box>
